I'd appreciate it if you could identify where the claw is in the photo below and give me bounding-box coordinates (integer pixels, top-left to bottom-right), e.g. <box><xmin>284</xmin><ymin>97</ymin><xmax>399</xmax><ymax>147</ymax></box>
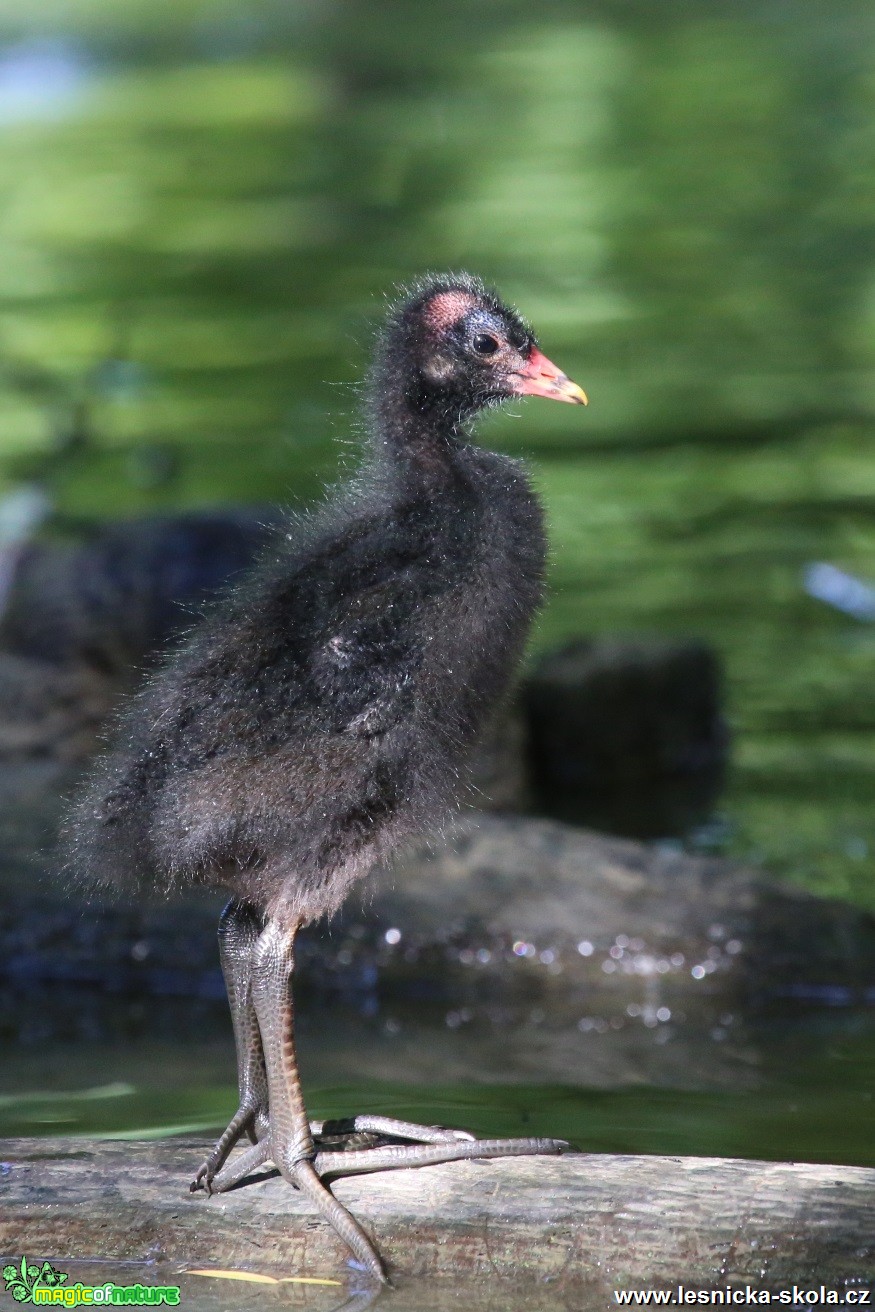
<box><xmin>190</xmin><ymin>1163</ymin><xmax>211</xmax><ymax>1194</ymax></box>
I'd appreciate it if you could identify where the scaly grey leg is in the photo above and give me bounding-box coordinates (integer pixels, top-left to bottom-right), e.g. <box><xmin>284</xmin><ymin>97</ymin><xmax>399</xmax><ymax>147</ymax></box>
<box><xmin>249</xmin><ymin>917</ymin><xmax>389</xmax><ymax>1283</ymax></box>
<box><xmin>191</xmin><ymin>899</ymin><xmax>269</xmax><ymax>1193</ymax></box>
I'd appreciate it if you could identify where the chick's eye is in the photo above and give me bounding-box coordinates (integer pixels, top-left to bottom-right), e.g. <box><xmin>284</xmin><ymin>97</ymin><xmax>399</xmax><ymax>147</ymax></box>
<box><xmin>473</xmin><ymin>332</ymin><xmax>500</xmax><ymax>356</ymax></box>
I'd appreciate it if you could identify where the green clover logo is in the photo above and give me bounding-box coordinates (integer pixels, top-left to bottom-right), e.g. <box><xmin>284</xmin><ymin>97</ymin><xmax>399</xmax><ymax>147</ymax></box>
<box><xmin>2</xmin><ymin>1256</ymin><xmax>67</xmax><ymax>1303</ymax></box>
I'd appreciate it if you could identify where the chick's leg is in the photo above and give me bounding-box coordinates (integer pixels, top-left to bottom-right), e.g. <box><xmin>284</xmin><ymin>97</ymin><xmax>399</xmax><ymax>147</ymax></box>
<box><xmin>248</xmin><ymin>917</ymin><xmax>388</xmax><ymax>1283</ymax></box>
<box><xmin>204</xmin><ymin>917</ymin><xmax>568</xmax><ymax>1284</ymax></box>
<box><xmin>191</xmin><ymin>898</ymin><xmax>269</xmax><ymax>1192</ymax></box>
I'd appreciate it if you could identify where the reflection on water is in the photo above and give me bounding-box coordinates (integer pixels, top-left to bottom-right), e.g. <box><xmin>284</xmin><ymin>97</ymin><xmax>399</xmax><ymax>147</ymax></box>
<box><xmin>2</xmin><ymin>990</ymin><xmax>872</xmax><ymax>1169</ymax></box>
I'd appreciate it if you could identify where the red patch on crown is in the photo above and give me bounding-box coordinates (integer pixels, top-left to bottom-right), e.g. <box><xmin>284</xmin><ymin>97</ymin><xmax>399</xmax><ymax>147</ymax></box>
<box><xmin>422</xmin><ymin>290</ymin><xmax>478</xmax><ymax>335</ymax></box>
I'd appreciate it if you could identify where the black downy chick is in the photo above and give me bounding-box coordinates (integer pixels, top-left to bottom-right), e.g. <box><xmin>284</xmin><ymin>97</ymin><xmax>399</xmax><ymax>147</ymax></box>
<box><xmin>67</xmin><ymin>273</ymin><xmax>587</xmax><ymax>1281</ymax></box>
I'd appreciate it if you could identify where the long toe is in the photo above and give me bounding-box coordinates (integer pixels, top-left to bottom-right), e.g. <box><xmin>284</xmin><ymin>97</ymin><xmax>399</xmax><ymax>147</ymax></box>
<box><xmin>314</xmin><ymin>1132</ymin><xmax>566</xmax><ymax>1180</ymax></box>
<box><xmin>291</xmin><ymin>1160</ymin><xmax>387</xmax><ymax>1284</ymax></box>
<box><xmin>314</xmin><ymin>1115</ymin><xmax>476</xmax><ymax>1147</ymax></box>
<box><xmin>190</xmin><ymin>1102</ymin><xmax>261</xmax><ymax>1192</ymax></box>
<box><xmin>190</xmin><ymin>1162</ymin><xmax>210</xmax><ymax>1194</ymax></box>
<box><xmin>208</xmin><ymin>1139</ymin><xmax>272</xmax><ymax>1193</ymax></box>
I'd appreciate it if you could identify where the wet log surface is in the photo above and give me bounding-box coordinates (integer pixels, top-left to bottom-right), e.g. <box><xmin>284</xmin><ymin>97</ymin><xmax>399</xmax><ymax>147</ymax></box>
<box><xmin>0</xmin><ymin>1136</ymin><xmax>872</xmax><ymax>1309</ymax></box>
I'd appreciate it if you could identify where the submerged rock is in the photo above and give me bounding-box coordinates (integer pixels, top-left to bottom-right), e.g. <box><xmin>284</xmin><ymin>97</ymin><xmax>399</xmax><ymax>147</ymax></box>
<box><xmin>523</xmin><ymin>637</ymin><xmax>728</xmax><ymax>835</ymax></box>
<box><xmin>1</xmin><ymin>805</ymin><xmax>871</xmax><ymax>1092</ymax></box>
<box><xmin>331</xmin><ymin>813</ymin><xmax>875</xmax><ymax>998</ymax></box>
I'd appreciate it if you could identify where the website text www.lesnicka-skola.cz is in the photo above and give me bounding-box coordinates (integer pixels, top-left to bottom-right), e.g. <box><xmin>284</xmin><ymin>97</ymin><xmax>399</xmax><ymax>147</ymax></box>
<box><xmin>613</xmin><ymin>1287</ymin><xmax>871</xmax><ymax>1305</ymax></box>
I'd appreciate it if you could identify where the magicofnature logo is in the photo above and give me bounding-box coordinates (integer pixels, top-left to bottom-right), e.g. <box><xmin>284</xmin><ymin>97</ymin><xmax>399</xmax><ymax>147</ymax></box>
<box><xmin>2</xmin><ymin>1259</ymin><xmax>180</xmax><ymax>1305</ymax></box>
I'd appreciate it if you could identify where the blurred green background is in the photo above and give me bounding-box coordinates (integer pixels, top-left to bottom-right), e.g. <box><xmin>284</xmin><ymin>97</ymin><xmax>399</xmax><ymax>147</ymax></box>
<box><xmin>0</xmin><ymin>0</ymin><xmax>874</xmax><ymax>910</ymax></box>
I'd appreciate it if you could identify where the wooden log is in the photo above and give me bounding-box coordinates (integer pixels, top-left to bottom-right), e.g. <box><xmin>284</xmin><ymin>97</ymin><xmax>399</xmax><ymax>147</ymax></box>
<box><xmin>0</xmin><ymin>1137</ymin><xmax>872</xmax><ymax>1307</ymax></box>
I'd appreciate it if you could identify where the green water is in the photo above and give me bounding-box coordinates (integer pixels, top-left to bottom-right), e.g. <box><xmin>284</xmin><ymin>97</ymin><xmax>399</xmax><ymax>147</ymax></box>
<box><xmin>2</xmin><ymin>1001</ymin><xmax>873</xmax><ymax>1167</ymax></box>
<box><xmin>4</xmin><ymin>1076</ymin><xmax>873</xmax><ymax>1168</ymax></box>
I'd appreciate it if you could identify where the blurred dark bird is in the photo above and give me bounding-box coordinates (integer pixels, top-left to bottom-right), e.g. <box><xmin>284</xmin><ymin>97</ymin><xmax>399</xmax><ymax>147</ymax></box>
<box><xmin>67</xmin><ymin>272</ymin><xmax>586</xmax><ymax>1281</ymax></box>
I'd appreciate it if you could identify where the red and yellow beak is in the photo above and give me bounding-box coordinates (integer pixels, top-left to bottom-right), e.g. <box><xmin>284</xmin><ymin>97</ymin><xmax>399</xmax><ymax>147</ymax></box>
<box><xmin>512</xmin><ymin>347</ymin><xmax>587</xmax><ymax>405</ymax></box>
